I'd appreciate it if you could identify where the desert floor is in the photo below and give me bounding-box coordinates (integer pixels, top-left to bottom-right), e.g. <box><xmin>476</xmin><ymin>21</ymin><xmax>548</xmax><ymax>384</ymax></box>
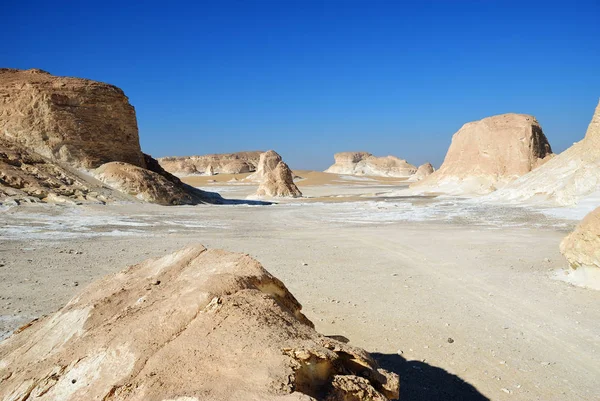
<box><xmin>1</xmin><ymin>172</ymin><xmax>599</xmax><ymax>401</ymax></box>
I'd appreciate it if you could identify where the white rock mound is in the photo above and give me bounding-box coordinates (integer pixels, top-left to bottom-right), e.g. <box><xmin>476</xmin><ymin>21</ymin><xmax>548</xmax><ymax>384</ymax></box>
<box><xmin>0</xmin><ymin>245</ymin><xmax>399</xmax><ymax>401</ymax></box>
<box><xmin>250</xmin><ymin>150</ymin><xmax>302</xmax><ymax>198</ymax></box>
<box><xmin>411</xmin><ymin>113</ymin><xmax>552</xmax><ymax>195</ymax></box>
<box><xmin>408</xmin><ymin>162</ymin><xmax>435</xmax><ymax>182</ymax></box>
<box><xmin>325</xmin><ymin>152</ymin><xmax>417</xmax><ymax>177</ymax></box>
<box><xmin>486</xmin><ymin>100</ymin><xmax>600</xmax><ymax>206</ymax></box>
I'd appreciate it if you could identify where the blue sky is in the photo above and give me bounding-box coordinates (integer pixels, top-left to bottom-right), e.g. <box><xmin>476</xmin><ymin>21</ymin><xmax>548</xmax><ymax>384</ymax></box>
<box><xmin>3</xmin><ymin>1</ymin><xmax>599</xmax><ymax>170</ymax></box>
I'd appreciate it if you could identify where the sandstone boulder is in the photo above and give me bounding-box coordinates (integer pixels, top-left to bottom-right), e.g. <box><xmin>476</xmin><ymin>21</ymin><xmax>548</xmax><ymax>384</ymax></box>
<box><xmin>560</xmin><ymin>207</ymin><xmax>600</xmax><ymax>270</ymax></box>
<box><xmin>94</xmin><ymin>161</ymin><xmax>202</xmax><ymax>205</ymax></box>
<box><xmin>325</xmin><ymin>152</ymin><xmax>417</xmax><ymax>177</ymax></box>
<box><xmin>486</xmin><ymin>100</ymin><xmax>600</xmax><ymax>205</ymax></box>
<box><xmin>411</xmin><ymin>114</ymin><xmax>552</xmax><ymax>195</ymax></box>
<box><xmin>0</xmin><ymin>68</ymin><xmax>145</xmax><ymax>169</ymax></box>
<box><xmin>251</xmin><ymin>150</ymin><xmax>302</xmax><ymax>198</ymax></box>
<box><xmin>0</xmin><ymin>245</ymin><xmax>399</xmax><ymax>401</ymax></box>
<box><xmin>409</xmin><ymin>162</ymin><xmax>435</xmax><ymax>182</ymax></box>
<box><xmin>158</xmin><ymin>151</ymin><xmax>263</xmax><ymax>176</ymax></box>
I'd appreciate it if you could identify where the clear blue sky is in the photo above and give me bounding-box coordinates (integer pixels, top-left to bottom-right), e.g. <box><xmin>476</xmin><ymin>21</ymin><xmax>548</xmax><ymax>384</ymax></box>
<box><xmin>3</xmin><ymin>1</ymin><xmax>599</xmax><ymax>170</ymax></box>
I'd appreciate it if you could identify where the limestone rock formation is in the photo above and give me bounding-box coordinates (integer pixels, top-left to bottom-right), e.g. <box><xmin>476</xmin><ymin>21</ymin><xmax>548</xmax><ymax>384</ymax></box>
<box><xmin>251</xmin><ymin>150</ymin><xmax>302</xmax><ymax>198</ymax></box>
<box><xmin>0</xmin><ymin>245</ymin><xmax>399</xmax><ymax>401</ymax></box>
<box><xmin>560</xmin><ymin>207</ymin><xmax>600</xmax><ymax>270</ymax></box>
<box><xmin>486</xmin><ymin>100</ymin><xmax>600</xmax><ymax>205</ymax></box>
<box><xmin>411</xmin><ymin>113</ymin><xmax>552</xmax><ymax>195</ymax></box>
<box><xmin>0</xmin><ymin>136</ymin><xmax>127</xmax><ymax>205</ymax></box>
<box><xmin>0</xmin><ymin>68</ymin><xmax>145</xmax><ymax>169</ymax></box>
<box><xmin>94</xmin><ymin>162</ymin><xmax>200</xmax><ymax>205</ymax></box>
<box><xmin>409</xmin><ymin>162</ymin><xmax>435</xmax><ymax>182</ymax></box>
<box><xmin>325</xmin><ymin>152</ymin><xmax>417</xmax><ymax>177</ymax></box>
<box><xmin>158</xmin><ymin>151</ymin><xmax>263</xmax><ymax>176</ymax></box>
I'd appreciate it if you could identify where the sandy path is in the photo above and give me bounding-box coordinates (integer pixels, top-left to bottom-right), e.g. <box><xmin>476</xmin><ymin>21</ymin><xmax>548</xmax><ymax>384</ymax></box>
<box><xmin>0</xmin><ymin>198</ymin><xmax>598</xmax><ymax>401</ymax></box>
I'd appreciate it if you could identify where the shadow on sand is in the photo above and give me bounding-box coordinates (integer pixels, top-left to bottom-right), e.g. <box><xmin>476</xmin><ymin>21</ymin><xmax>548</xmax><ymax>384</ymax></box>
<box><xmin>371</xmin><ymin>353</ymin><xmax>490</xmax><ymax>401</ymax></box>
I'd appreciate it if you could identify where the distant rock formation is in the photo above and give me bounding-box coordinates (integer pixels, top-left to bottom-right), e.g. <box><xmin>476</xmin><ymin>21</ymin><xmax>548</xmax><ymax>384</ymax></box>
<box><xmin>252</xmin><ymin>150</ymin><xmax>302</xmax><ymax>198</ymax></box>
<box><xmin>411</xmin><ymin>113</ymin><xmax>553</xmax><ymax>195</ymax></box>
<box><xmin>0</xmin><ymin>69</ymin><xmax>215</xmax><ymax>206</ymax></box>
<box><xmin>561</xmin><ymin>207</ymin><xmax>600</xmax><ymax>270</ymax></box>
<box><xmin>409</xmin><ymin>162</ymin><xmax>435</xmax><ymax>182</ymax></box>
<box><xmin>0</xmin><ymin>245</ymin><xmax>399</xmax><ymax>401</ymax></box>
<box><xmin>486</xmin><ymin>100</ymin><xmax>600</xmax><ymax>205</ymax></box>
<box><xmin>0</xmin><ymin>68</ymin><xmax>145</xmax><ymax>169</ymax></box>
<box><xmin>158</xmin><ymin>151</ymin><xmax>264</xmax><ymax>176</ymax></box>
<box><xmin>325</xmin><ymin>152</ymin><xmax>417</xmax><ymax>177</ymax></box>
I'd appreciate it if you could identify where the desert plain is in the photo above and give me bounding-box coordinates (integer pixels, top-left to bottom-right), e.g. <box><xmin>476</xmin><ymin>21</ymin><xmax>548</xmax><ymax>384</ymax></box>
<box><xmin>2</xmin><ymin>173</ymin><xmax>598</xmax><ymax>401</ymax></box>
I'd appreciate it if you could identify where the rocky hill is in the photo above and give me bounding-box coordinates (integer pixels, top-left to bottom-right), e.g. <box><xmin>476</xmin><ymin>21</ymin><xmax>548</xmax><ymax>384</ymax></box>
<box><xmin>0</xmin><ymin>69</ymin><xmax>213</xmax><ymax>205</ymax></box>
<box><xmin>411</xmin><ymin>113</ymin><xmax>553</xmax><ymax>195</ymax></box>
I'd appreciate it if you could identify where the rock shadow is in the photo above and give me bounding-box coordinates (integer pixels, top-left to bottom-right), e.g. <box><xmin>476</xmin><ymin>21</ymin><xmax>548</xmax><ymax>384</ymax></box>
<box><xmin>371</xmin><ymin>352</ymin><xmax>490</xmax><ymax>401</ymax></box>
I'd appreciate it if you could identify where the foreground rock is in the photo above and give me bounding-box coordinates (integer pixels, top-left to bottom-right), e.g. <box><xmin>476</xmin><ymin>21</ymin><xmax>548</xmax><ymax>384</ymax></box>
<box><xmin>411</xmin><ymin>114</ymin><xmax>553</xmax><ymax>195</ymax></box>
<box><xmin>560</xmin><ymin>207</ymin><xmax>600</xmax><ymax>270</ymax></box>
<box><xmin>158</xmin><ymin>151</ymin><xmax>264</xmax><ymax>176</ymax></box>
<box><xmin>0</xmin><ymin>68</ymin><xmax>145</xmax><ymax>169</ymax></box>
<box><xmin>409</xmin><ymin>162</ymin><xmax>435</xmax><ymax>182</ymax></box>
<box><xmin>325</xmin><ymin>152</ymin><xmax>417</xmax><ymax>177</ymax></box>
<box><xmin>0</xmin><ymin>245</ymin><xmax>399</xmax><ymax>401</ymax></box>
<box><xmin>486</xmin><ymin>101</ymin><xmax>600</xmax><ymax>205</ymax></box>
<box><xmin>249</xmin><ymin>150</ymin><xmax>302</xmax><ymax>198</ymax></box>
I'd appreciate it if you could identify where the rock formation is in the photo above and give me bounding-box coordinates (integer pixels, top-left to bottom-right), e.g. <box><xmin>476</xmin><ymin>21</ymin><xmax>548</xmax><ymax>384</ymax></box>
<box><xmin>94</xmin><ymin>162</ymin><xmax>199</xmax><ymax>205</ymax></box>
<box><xmin>560</xmin><ymin>207</ymin><xmax>600</xmax><ymax>270</ymax></box>
<box><xmin>0</xmin><ymin>69</ymin><xmax>217</xmax><ymax>206</ymax></box>
<box><xmin>0</xmin><ymin>245</ymin><xmax>399</xmax><ymax>401</ymax></box>
<box><xmin>158</xmin><ymin>151</ymin><xmax>264</xmax><ymax>176</ymax></box>
<box><xmin>0</xmin><ymin>136</ymin><xmax>123</xmax><ymax>205</ymax></box>
<box><xmin>486</xmin><ymin>100</ymin><xmax>600</xmax><ymax>205</ymax></box>
<box><xmin>0</xmin><ymin>68</ymin><xmax>145</xmax><ymax>169</ymax></box>
<box><xmin>250</xmin><ymin>150</ymin><xmax>302</xmax><ymax>198</ymax></box>
<box><xmin>409</xmin><ymin>162</ymin><xmax>435</xmax><ymax>182</ymax></box>
<box><xmin>325</xmin><ymin>152</ymin><xmax>417</xmax><ymax>177</ymax></box>
<box><xmin>411</xmin><ymin>113</ymin><xmax>553</xmax><ymax>195</ymax></box>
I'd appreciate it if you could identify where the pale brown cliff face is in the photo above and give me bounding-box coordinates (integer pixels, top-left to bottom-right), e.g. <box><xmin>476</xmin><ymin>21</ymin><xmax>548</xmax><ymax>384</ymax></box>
<box><xmin>0</xmin><ymin>245</ymin><xmax>399</xmax><ymax>401</ymax></box>
<box><xmin>0</xmin><ymin>68</ymin><xmax>145</xmax><ymax>169</ymax></box>
<box><xmin>412</xmin><ymin>113</ymin><xmax>552</xmax><ymax>194</ymax></box>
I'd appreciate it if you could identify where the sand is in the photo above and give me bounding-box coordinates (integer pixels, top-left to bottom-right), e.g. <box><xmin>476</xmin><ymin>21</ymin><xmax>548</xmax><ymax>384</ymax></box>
<box><xmin>1</xmin><ymin>179</ymin><xmax>599</xmax><ymax>401</ymax></box>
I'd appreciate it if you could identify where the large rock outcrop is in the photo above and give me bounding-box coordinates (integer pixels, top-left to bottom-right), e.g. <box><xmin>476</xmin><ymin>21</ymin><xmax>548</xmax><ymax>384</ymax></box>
<box><xmin>0</xmin><ymin>69</ymin><xmax>217</xmax><ymax>206</ymax></box>
<box><xmin>158</xmin><ymin>151</ymin><xmax>264</xmax><ymax>176</ymax></box>
<box><xmin>325</xmin><ymin>152</ymin><xmax>417</xmax><ymax>177</ymax></box>
<box><xmin>411</xmin><ymin>114</ymin><xmax>553</xmax><ymax>195</ymax></box>
<box><xmin>250</xmin><ymin>150</ymin><xmax>302</xmax><ymax>198</ymax></box>
<box><xmin>0</xmin><ymin>68</ymin><xmax>145</xmax><ymax>169</ymax></box>
<box><xmin>486</xmin><ymin>100</ymin><xmax>600</xmax><ymax>205</ymax></box>
<box><xmin>0</xmin><ymin>245</ymin><xmax>399</xmax><ymax>401</ymax></box>
<box><xmin>560</xmin><ymin>207</ymin><xmax>600</xmax><ymax>270</ymax></box>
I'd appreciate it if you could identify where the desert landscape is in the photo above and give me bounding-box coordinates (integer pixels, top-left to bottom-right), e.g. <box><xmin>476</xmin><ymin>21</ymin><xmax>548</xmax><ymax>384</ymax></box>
<box><xmin>0</xmin><ymin>65</ymin><xmax>599</xmax><ymax>401</ymax></box>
